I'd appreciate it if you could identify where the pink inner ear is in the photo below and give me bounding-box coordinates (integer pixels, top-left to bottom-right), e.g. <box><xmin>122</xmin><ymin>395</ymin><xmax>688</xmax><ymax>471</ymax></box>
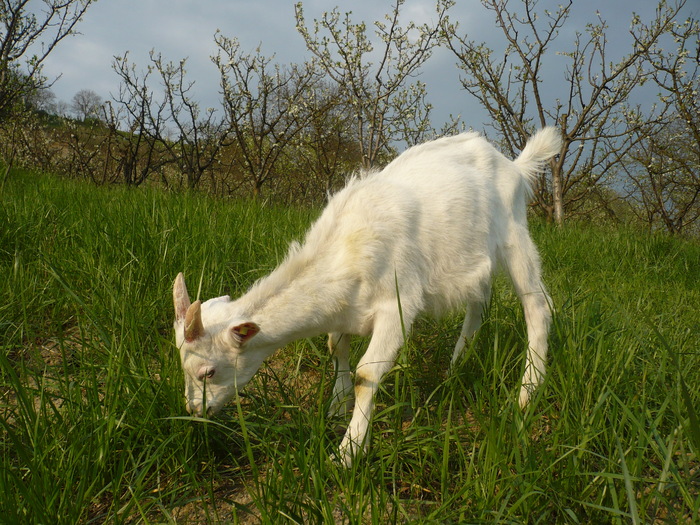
<box><xmin>232</xmin><ymin>322</ymin><xmax>260</xmax><ymax>344</ymax></box>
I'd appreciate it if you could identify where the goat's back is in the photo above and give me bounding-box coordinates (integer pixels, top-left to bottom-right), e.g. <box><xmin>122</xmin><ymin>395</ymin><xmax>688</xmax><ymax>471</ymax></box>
<box><xmin>299</xmin><ymin>130</ymin><xmax>557</xmax><ymax>320</ymax></box>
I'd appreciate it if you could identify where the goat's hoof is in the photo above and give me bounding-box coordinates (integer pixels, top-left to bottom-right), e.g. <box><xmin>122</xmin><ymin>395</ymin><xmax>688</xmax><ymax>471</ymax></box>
<box><xmin>329</xmin><ymin>450</ymin><xmax>353</xmax><ymax>468</ymax></box>
<box><xmin>327</xmin><ymin>397</ymin><xmax>354</xmax><ymax>419</ymax></box>
<box><xmin>327</xmin><ymin>407</ymin><xmax>347</xmax><ymax>419</ymax></box>
<box><xmin>518</xmin><ymin>384</ymin><xmax>536</xmax><ymax>409</ymax></box>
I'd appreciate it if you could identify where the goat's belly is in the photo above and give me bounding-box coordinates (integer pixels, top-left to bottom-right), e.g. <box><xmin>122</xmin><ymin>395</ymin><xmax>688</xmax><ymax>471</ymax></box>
<box><xmin>423</xmin><ymin>256</ymin><xmax>493</xmax><ymax>316</ymax></box>
<box><xmin>327</xmin><ymin>315</ymin><xmax>374</xmax><ymax>338</ymax></box>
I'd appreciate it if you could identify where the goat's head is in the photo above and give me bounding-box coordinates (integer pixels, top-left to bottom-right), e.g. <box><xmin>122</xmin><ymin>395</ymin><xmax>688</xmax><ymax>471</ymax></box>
<box><xmin>172</xmin><ymin>273</ymin><xmax>261</xmax><ymax>417</ymax></box>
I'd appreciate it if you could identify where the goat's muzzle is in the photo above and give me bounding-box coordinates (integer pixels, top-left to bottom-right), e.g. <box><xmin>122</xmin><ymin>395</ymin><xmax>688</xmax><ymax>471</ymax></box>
<box><xmin>186</xmin><ymin>400</ymin><xmax>212</xmax><ymax>418</ymax></box>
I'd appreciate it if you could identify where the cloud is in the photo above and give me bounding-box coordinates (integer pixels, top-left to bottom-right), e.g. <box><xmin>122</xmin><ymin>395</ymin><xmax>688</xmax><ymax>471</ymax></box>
<box><xmin>34</xmin><ymin>0</ymin><xmax>696</xmax><ymax>132</ymax></box>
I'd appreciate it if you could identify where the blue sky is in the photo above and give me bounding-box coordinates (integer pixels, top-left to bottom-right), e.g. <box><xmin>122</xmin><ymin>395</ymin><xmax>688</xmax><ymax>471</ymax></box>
<box><xmin>37</xmin><ymin>0</ymin><xmax>696</xmax><ymax>137</ymax></box>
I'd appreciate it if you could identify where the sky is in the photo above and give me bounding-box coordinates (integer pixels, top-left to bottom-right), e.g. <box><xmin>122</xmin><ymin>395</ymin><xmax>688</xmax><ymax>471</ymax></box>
<box><xmin>34</xmin><ymin>0</ymin><xmax>696</xmax><ymax>139</ymax></box>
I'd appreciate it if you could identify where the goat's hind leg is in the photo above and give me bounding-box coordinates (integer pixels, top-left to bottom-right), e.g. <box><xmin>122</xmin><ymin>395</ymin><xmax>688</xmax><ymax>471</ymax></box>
<box><xmin>503</xmin><ymin>227</ymin><xmax>552</xmax><ymax>408</ymax></box>
<box><xmin>328</xmin><ymin>332</ymin><xmax>353</xmax><ymax>418</ymax></box>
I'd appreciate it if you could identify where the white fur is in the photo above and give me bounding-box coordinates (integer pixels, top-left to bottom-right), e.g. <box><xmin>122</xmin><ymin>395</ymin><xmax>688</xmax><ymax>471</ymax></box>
<box><xmin>173</xmin><ymin>127</ymin><xmax>561</xmax><ymax>466</ymax></box>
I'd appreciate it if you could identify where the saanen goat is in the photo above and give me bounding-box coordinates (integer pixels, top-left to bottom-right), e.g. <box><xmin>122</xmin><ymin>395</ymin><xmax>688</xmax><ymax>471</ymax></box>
<box><xmin>172</xmin><ymin>127</ymin><xmax>561</xmax><ymax>466</ymax></box>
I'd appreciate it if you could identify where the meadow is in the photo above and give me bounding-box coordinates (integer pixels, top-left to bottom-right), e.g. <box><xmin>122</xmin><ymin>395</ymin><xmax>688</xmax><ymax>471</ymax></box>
<box><xmin>1</xmin><ymin>170</ymin><xmax>698</xmax><ymax>524</ymax></box>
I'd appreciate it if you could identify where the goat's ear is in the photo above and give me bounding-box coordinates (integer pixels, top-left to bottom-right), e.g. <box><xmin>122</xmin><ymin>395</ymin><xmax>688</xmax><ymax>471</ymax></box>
<box><xmin>184</xmin><ymin>300</ymin><xmax>205</xmax><ymax>342</ymax></box>
<box><xmin>230</xmin><ymin>322</ymin><xmax>260</xmax><ymax>346</ymax></box>
<box><xmin>173</xmin><ymin>272</ymin><xmax>191</xmax><ymax>322</ymax></box>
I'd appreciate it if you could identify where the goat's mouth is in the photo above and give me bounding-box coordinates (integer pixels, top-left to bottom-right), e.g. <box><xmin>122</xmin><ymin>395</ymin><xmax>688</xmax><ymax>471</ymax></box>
<box><xmin>186</xmin><ymin>400</ymin><xmax>218</xmax><ymax>418</ymax></box>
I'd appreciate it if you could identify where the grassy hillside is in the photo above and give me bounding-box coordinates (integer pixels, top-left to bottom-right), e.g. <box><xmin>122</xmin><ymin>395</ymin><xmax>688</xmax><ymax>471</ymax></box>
<box><xmin>1</xmin><ymin>171</ymin><xmax>698</xmax><ymax>523</ymax></box>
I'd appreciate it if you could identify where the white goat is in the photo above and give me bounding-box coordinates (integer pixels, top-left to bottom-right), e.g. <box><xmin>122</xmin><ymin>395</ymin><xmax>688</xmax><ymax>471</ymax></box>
<box><xmin>173</xmin><ymin>127</ymin><xmax>561</xmax><ymax>466</ymax></box>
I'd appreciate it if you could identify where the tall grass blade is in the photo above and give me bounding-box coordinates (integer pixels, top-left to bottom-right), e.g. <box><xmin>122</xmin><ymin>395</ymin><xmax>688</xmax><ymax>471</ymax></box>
<box><xmin>615</xmin><ymin>432</ymin><xmax>640</xmax><ymax>525</ymax></box>
<box><xmin>652</xmin><ymin>325</ymin><xmax>700</xmax><ymax>454</ymax></box>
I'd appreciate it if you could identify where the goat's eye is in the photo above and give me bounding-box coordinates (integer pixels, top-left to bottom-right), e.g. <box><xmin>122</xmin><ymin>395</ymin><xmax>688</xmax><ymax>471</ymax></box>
<box><xmin>197</xmin><ymin>367</ymin><xmax>216</xmax><ymax>381</ymax></box>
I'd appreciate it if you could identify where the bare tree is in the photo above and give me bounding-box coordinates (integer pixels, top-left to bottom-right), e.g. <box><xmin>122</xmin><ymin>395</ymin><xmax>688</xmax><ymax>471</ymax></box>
<box><xmin>70</xmin><ymin>88</ymin><xmax>102</xmax><ymax>121</ymax></box>
<box><xmin>0</xmin><ymin>0</ymin><xmax>94</xmax><ymax>118</ymax></box>
<box><xmin>295</xmin><ymin>0</ymin><xmax>451</xmax><ymax>169</ymax></box>
<box><xmin>213</xmin><ymin>35</ymin><xmax>321</xmax><ymax>198</ymax></box>
<box><xmin>622</xmin><ymin>121</ymin><xmax>700</xmax><ymax>235</ymax></box>
<box><xmin>620</xmin><ymin>14</ymin><xmax>700</xmax><ymax>235</ymax></box>
<box><xmin>60</xmin><ymin>116</ymin><xmax>117</xmax><ymax>184</ymax></box>
<box><xmin>288</xmin><ymin>82</ymin><xmax>361</xmax><ymax>202</ymax></box>
<box><xmin>141</xmin><ymin>52</ymin><xmax>228</xmax><ymax>190</ymax></box>
<box><xmin>109</xmin><ymin>53</ymin><xmax>171</xmax><ymax>186</ymax></box>
<box><xmin>443</xmin><ymin>0</ymin><xmax>688</xmax><ymax>224</ymax></box>
<box><xmin>26</xmin><ymin>85</ymin><xmax>56</xmax><ymax>113</ymax></box>
<box><xmin>1</xmin><ymin>0</ymin><xmax>94</xmax><ymax>183</ymax></box>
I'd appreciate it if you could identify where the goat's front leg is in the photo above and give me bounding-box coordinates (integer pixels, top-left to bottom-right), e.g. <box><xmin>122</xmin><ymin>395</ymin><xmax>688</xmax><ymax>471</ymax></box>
<box><xmin>451</xmin><ymin>285</ymin><xmax>491</xmax><ymax>367</ymax></box>
<box><xmin>328</xmin><ymin>332</ymin><xmax>353</xmax><ymax>418</ymax></box>
<box><xmin>337</xmin><ymin>308</ymin><xmax>407</xmax><ymax>467</ymax></box>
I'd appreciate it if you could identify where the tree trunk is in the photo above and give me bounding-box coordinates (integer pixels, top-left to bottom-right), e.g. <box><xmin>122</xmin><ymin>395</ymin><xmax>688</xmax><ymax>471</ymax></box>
<box><xmin>552</xmin><ymin>163</ymin><xmax>564</xmax><ymax>226</ymax></box>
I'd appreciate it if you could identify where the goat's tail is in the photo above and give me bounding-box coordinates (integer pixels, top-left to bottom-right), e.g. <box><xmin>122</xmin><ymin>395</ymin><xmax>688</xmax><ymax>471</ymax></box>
<box><xmin>513</xmin><ymin>127</ymin><xmax>562</xmax><ymax>185</ymax></box>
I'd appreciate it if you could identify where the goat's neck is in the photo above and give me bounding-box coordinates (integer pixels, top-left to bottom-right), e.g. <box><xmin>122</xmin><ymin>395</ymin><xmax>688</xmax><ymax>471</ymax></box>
<box><xmin>232</xmin><ymin>250</ymin><xmax>343</xmax><ymax>350</ymax></box>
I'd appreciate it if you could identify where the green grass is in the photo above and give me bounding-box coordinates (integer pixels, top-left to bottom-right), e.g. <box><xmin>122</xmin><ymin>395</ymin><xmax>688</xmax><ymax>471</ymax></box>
<box><xmin>1</xmin><ymin>170</ymin><xmax>698</xmax><ymax>523</ymax></box>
